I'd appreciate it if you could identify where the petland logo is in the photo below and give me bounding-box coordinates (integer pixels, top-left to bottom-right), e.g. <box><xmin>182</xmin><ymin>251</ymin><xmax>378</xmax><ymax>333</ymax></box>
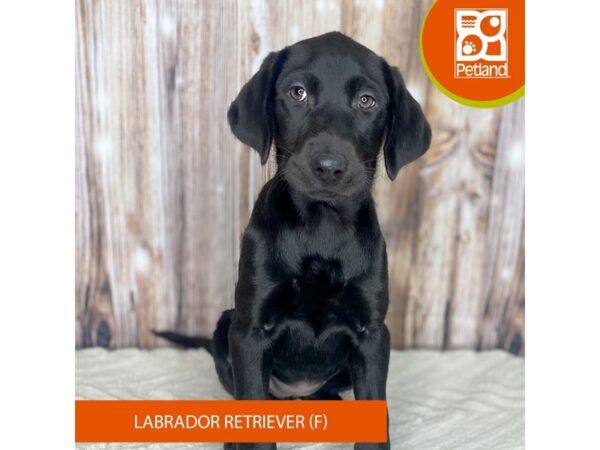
<box><xmin>455</xmin><ymin>9</ymin><xmax>508</xmax><ymax>78</ymax></box>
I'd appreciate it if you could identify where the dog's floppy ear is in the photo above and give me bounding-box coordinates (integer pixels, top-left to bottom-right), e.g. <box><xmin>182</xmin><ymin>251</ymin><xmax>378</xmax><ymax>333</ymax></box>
<box><xmin>382</xmin><ymin>63</ymin><xmax>432</xmax><ymax>180</ymax></box>
<box><xmin>227</xmin><ymin>51</ymin><xmax>285</xmax><ymax>164</ymax></box>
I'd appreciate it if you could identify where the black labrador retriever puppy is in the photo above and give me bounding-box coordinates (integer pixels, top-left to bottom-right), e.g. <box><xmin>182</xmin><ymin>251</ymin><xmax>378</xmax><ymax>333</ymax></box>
<box><xmin>157</xmin><ymin>31</ymin><xmax>431</xmax><ymax>450</ymax></box>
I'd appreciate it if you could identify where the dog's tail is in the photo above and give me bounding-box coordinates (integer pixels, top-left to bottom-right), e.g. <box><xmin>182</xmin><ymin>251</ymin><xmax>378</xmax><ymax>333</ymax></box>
<box><xmin>152</xmin><ymin>330</ymin><xmax>213</xmax><ymax>355</ymax></box>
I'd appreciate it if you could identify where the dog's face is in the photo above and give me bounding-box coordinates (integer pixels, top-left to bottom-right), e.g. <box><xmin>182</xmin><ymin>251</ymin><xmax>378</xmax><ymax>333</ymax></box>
<box><xmin>228</xmin><ymin>32</ymin><xmax>431</xmax><ymax>202</ymax></box>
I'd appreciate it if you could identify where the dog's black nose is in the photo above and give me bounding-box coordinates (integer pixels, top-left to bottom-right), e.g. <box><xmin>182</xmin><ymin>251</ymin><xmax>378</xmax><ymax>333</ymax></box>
<box><xmin>311</xmin><ymin>154</ymin><xmax>346</xmax><ymax>182</ymax></box>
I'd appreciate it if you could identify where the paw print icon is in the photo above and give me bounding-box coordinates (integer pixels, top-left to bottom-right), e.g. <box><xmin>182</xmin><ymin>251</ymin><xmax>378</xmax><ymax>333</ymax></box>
<box><xmin>462</xmin><ymin>39</ymin><xmax>479</xmax><ymax>56</ymax></box>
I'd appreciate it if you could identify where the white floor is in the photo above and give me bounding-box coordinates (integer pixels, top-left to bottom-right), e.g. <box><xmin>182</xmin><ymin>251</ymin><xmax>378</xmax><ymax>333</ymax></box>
<box><xmin>76</xmin><ymin>348</ymin><xmax>524</xmax><ymax>450</ymax></box>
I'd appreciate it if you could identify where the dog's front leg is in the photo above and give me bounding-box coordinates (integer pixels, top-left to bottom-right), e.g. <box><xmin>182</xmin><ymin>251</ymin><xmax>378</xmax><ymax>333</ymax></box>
<box><xmin>349</xmin><ymin>323</ymin><xmax>391</xmax><ymax>450</ymax></box>
<box><xmin>228</xmin><ymin>318</ymin><xmax>276</xmax><ymax>450</ymax></box>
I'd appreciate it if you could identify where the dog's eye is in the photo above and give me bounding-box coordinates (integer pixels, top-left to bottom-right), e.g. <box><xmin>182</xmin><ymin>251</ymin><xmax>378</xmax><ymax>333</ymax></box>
<box><xmin>289</xmin><ymin>86</ymin><xmax>307</xmax><ymax>102</ymax></box>
<box><xmin>358</xmin><ymin>95</ymin><xmax>376</xmax><ymax>109</ymax></box>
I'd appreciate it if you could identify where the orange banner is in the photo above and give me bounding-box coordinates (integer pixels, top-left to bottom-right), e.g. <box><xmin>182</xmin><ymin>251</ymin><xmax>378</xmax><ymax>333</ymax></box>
<box><xmin>75</xmin><ymin>400</ymin><xmax>387</xmax><ymax>443</ymax></box>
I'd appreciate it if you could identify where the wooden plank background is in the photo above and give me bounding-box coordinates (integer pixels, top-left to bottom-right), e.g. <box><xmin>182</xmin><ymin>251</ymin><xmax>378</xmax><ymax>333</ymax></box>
<box><xmin>75</xmin><ymin>0</ymin><xmax>525</xmax><ymax>354</ymax></box>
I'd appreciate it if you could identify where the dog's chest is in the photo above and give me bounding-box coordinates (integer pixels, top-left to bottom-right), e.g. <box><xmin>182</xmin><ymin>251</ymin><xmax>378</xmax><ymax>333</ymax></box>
<box><xmin>277</xmin><ymin>218</ymin><xmax>371</xmax><ymax>280</ymax></box>
<box><xmin>262</xmin><ymin>211</ymin><xmax>377</xmax><ymax>333</ymax></box>
<box><xmin>263</xmin><ymin>252</ymin><xmax>369</xmax><ymax>337</ymax></box>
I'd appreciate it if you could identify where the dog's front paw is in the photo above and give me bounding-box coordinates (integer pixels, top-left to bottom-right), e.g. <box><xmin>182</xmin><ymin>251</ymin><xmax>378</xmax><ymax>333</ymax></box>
<box><xmin>355</xmin><ymin>443</ymin><xmax>390</xmax><ymax>450</ymax></box>
<box><xmin>232</xmin><ymin>443</ymin><xmax>276</xmax><ymax>450</ymax></box>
